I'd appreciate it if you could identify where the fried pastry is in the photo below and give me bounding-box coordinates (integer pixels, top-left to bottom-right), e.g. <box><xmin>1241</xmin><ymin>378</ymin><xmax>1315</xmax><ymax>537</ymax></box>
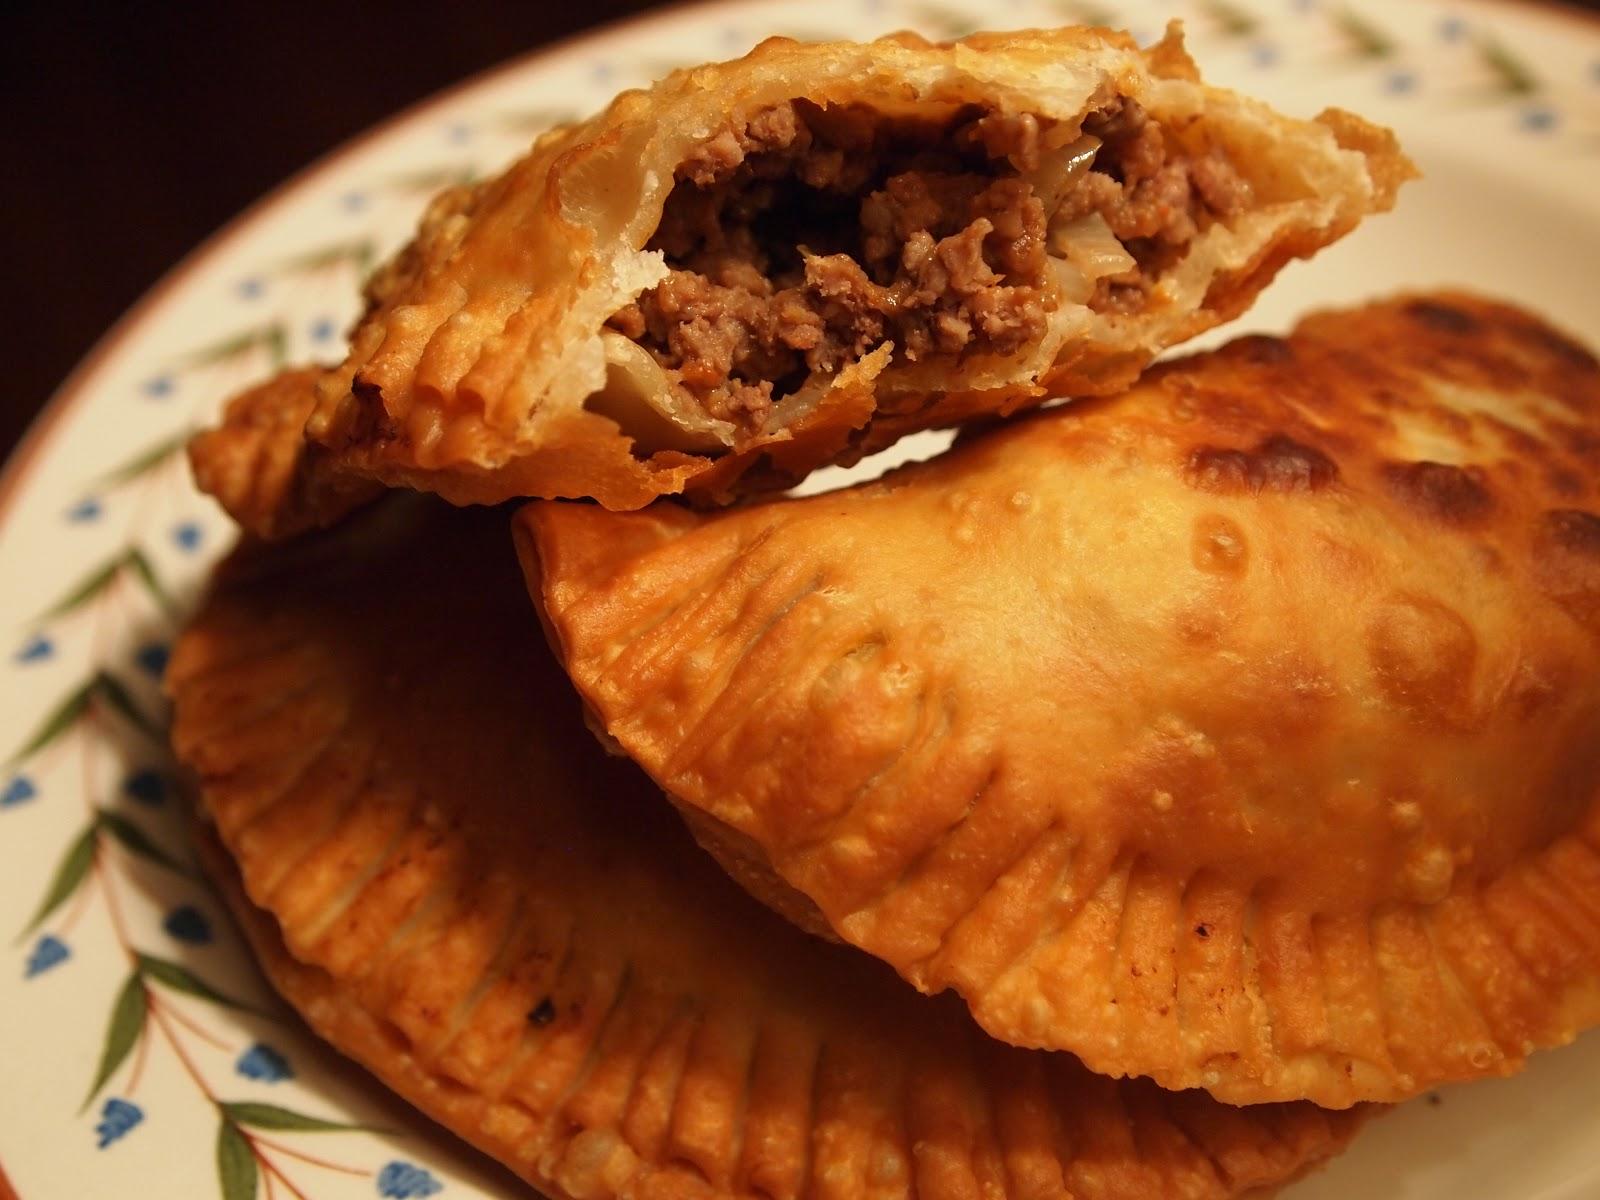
<box><xmin>297</xmin><ymin>25</ymin><xmax>1410</xmax><ymax>511</ymax></box>
<box><xmin>170</xmin><ymin>496</ymin><xmax>1364</xmax><ymax>1200</ymax></box>
<box><xmin>188</xmin><ymin>366</ymin><xmax>382</xmax><ymax>538</ymax></box>
<box><xmin>520</xmin><ymin>292</ymin><xmax>1600</xmax><ymax>1109</ymax></box>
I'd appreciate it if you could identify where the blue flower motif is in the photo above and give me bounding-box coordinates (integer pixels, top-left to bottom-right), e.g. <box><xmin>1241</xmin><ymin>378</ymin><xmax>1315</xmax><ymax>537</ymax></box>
<box><xmin>341</xmin><ymin>190</ymin><xmax>369</xmax><ymax>212</ymax></box>
<box><xmin>163</xmin><ymin>905</ymin><xmax>212</xmax><ymax>945</ymax></box>
<box><xmin>376</xmin><ymin>1162</ymin><xmax>443</xmax><ymax>1198</ymax></box>
<box><xmin>15</xmin><ymin>634</ymin><xmax>53</xmax><ymax>664</ymax></box>
<box><xmin>172</xmin><ymin>522</ymin><xmax>203</xmax><ymax>552</ymax></box>
<box><xmin>589</xmin><ymin>62</ymin><xmax>614</xmax><ymax>85</ymax></box>
<box><xmin>135</xmin><ymin>641</ymin><xmax>170</xmax><ymax>680</ymax></box>
<box><xmin>2</xmin><ymin>775</ymin><xmax>37</xmax><ymax>808</ymax></box>
<box><xmin>94</xmin><ymin>1098</ymin><xmax>144</xmax><ymax>1149</ymax></box>
<box><xmin>236</xmin><ymin>277</ymin><xmax>266</xmax><ymax>300</ymax></box>
<box><xmin>1250</xmin><ymin>43</ymin><xmax>1279</xmax><ymax>69</ymax></box>
<box><xmin>25</xmin><ymin>935</ymin><xmax>70</xmax><ymax>978</ymax></box>
<box><xmin>235</xmin><ymin>1042</ymin><xmax>293</xmax><ymax>1083</ymax></box>
<box><xmin>1438</xmin><ymin>15</ymin><xmax>1467</xmax><ymax>43</ymax></box>
<box><xmin>310</xmin><ymin>316</ymin><xmax>337</xmax><ymax>342</ymax></box>
<box><xmin>1520</xmin><ymin>106</ymin><xmax>1558</xmax><ymax>133</ymax></box>
<box><xmin>1383</xmin><ymin>70</ymin><xmax>1417</xmax><ymax>95</ymax></box>
<box><xmin>141</xmin><ymin>375</ymin><xmax>175</xmax><ymax>399</ymax></box>
<box><xmin>67</xmin><ymin>497</ymin><xmax>103</xmax><ymax>523</ymax></box>
<box><xmin>446</xmin><ymin>122</ymin><xmax>472</xmax><ymax>144</ymax></box>
<box><xmin>124</xmin><ymin>769</ymin><xmax>166</xmax><ymax>807</ymax></box>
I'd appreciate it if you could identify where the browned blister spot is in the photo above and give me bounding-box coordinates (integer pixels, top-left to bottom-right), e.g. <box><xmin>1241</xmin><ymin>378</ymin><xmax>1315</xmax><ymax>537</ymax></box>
<box><xmin>1366</xmin><ymin>592</ymin><xmax>1479</xmax><ymax>723</ymax></box>
<box><xmin>1505</xmin><ymin>657</ymin><xmax>1571</xmax><ymax>722</ymax></box>
<box><xmin>1559</xmin><ymin>427</ymin><xmax>1600</xmax><ymax>469</ymax></box>
<box><xmin>1185</xmin><ymin>434</ymin><xmax>1339</xmax><ymax>496</ymax></box>
<box><xmin>1406</xmin><ymin>299</ymin><xmax>1480</xmax><ymax>337</ymax></box>
<box><xmin>1534</xmin><ymin>509</ymin><xmax>1600</xmax><ymax>635</ymax></box>
<box><xmin>1230</xmin><ymin>334</ymin><xmax>1295</xmax><ymax>366</ymax></box>
<box><xmin>1546</xmin><ymin>467</ymin><xmax>1584</xmax><ymax>499</ymax></box>
<box><xmin>1191</xmin><ymin>514</ymin><xmax>1249</xmax><ymax>576</ymax></box>
<box><xmin>1511</xmin><ymin>317</ymin><xmax>1600</xmax><ymax>375</ymax></box>
<box><xmin>1382</xmin><ymin>461</ymin><xmax>1495</xmax><ymax>526</ymax></box>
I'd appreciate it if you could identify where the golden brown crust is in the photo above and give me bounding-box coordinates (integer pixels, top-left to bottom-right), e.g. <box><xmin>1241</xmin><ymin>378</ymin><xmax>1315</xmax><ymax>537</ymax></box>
<box><xmin>520</xmin><ymin>292</ymin><xmax>1600</xmax><ymax>1108</ymax></box>
<box><xmin>170</xmin><ymin>496</ymin><xmax>1365</xmax><ymax>1199</ymax></box>
<box><xmin>299</xmin><ymin>25</ymin><xmax>1410</xmax><ymax>510</ymax></box>
<box><xmin>188</xmin><ymin>366</ymin><xmax>383</xmax><ymax>539</ymax></box>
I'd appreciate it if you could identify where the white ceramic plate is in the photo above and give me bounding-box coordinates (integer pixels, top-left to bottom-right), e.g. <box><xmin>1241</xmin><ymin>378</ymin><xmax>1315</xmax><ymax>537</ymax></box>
<box><xmin>2</xmin><ymin>1</ymin><xmax>1598</xmax><ymax>1196</ymax></box>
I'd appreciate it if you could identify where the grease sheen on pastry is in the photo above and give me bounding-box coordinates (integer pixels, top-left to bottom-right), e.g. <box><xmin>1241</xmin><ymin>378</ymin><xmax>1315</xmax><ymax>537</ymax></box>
<box><xmin>289</xmin><ymin>25</ymin><xmax>1409</xmax><ymax>515</ymax></box>
<box><xmin>169</xmin><ymin>497</ymin><xmax>1363</xmax><ymax>1200</ymax></box>
<box><xmin>520</xmin><ymin>293</ymin><xmax>1600</xmax><ymax>1109</ymax></box>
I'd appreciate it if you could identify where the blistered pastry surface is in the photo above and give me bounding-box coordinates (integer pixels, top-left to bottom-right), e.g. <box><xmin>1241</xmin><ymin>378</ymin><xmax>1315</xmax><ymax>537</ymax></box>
<box><xmin>171</xmin><ymin>496</ymin><xmax>1363</xmax><ymax>1199</ymax></box>
<box><xmin>523</xmin><ymin>293</ymin><xmax>1600</xmax><ymax>1106</ymax></box>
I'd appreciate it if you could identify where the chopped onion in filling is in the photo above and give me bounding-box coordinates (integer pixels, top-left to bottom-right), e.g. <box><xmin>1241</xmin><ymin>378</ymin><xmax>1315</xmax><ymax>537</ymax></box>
<box><xmin>1027</xmin><ymin>134</ymin><xmax>1102</xmax><ymax>213</ymax></box>
<box><xmin>1050</xmin><ymin>212</ymin><xmax>1138</xmax><ymax>283</ymax></box>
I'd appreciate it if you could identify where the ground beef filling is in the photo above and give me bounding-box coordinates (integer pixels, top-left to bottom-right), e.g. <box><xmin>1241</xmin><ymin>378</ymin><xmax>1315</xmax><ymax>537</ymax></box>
<box><xmin>607</xmin><ymin>97</ymin><xmax>1251</xmax><ymax>432</ymax></box>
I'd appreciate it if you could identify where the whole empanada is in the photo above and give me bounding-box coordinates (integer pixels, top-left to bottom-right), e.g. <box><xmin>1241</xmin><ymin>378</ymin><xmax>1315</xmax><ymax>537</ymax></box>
<box><xmin>169</xmin><ymin>496</ymin><xmax>1364</xmax><ymax>1200</ymax></box>
<box><xmin>519</xmin><ymin>292</ymin><xmax>1600</xmax><ymax>1109</ymax></box>
<box><xmin>296</xmin><ymin>25</ymin><xmax>1410</xmax><ymax>513</ymax></box>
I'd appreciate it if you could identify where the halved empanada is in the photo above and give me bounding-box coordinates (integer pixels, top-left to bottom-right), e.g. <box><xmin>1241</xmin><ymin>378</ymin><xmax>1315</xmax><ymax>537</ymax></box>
<box><xmin>171</xmin><ymin>496</ymin><xmax>1364</xmax><ymax>1200</ymax></box>
<box><xmin>300</xmin><ymin>25</ymin><xmax>1410</xmax><ymax>511</ymax></box>
<box><xmin>520</xmin><ymin>292</ymin><xmax>1600</xmax><ymax>1109</ymax></box>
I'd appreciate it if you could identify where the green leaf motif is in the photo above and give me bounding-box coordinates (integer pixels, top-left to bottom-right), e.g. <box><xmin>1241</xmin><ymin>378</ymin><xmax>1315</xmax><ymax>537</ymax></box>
<box><xmin>493</xmin><ymin>108</ymin><xmax>580</xmax><ymax>134</ymax></box>
<box><xmin>909</xmin><ymin>4</ymin><xmax>979</xmax><ymax>38</ymax></box>
<box><xmin>1478</xmin><ymin>37</ymin><xmax>1538</xmax><ymax>96</ymax></box>
<box><xmin>1047</xmin><ymin>0</ymin><xmax>1117</xmax><ymax>28</ymax></box>
<box><xmin>6</xmin><ymin>671</ymin><xmax>166</xmax><ymax>767</ymax></box>
<box><xmin>6</xmin><ymin>680</ymin><xmax>92</xmax><ymax>766</ymax></box>
<box><xmin>92</xmin><ymin>671</ymin><xmax>165</xmax><ymax>743</ymax></box>
<box><xmin>37</xmin><ymin>558</ymin><xmax>123</xmax><ymax>624</ymax></box>
<box><xmin>31</xmin><ymin>547</ymin><xmax>175</xmax><ymax>628</ymax></box>
<box><xmin>82</xmin><ymin>973</ymin><xmax>146</xmax><ymax>1112</ymax></box>
<box><xmin>385</xmin><ymin>166</ymin><xmax>478</xmax><ymax>195</ymax></box>
<box><xmin>636</xmin><ymin>57</ymin><xmax>696</xmax><ymax>81</ymax></box>
<box><xmin>221</xmin><ymin>1102</ymin><xmax>371</xmax><ymax>1134</ymax></box>
<box><xmin>1199</xmin><ymin>0</ymin><xmax>1259</xmax><ymax>37</ymax></box>
<box><xmin>181</xmin><ymin>324</ymin><xmax>289</xmax><ymax>372</ymax></box>
<box><xmin>126</xmin><ymin>550</ymin><xmax>177</xmax><ymax>617</ymax></box>
<box><xmin>1331</xmin><ymin>7</ymin><xmax>1396</xmax><ymax>59</ymax></box>
<box><xmin>275</xmin><ymin>239</ymin><xmax>377</xmax><ymax>278</ymax></box>
<box><xmin>17</xmin><ymin>822</ymin><xmax>97</xmax><ymax>940</ymax></box>
<box><xmin>216</xmin><ymin>1119</ymin><xmax>258</xmax><ymax>1200</ymax></box>
<box><xmin>98</xmin><ymin>811</ymin><xmax>194</xmax><ymax>877</ymax></box>
<box><xmin>138</xmin><ymin>954</ymin><xmax>258</xmax><ymax>1014</ymax></box>
<box><xmin>93</xmin><ymin>429</ymin><xmax>193</xmax><ymax>489</ymax></box>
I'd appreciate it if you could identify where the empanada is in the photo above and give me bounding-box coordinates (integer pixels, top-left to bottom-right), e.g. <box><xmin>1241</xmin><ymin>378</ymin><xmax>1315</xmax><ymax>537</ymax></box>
<box><xmin>298</xmin><ymin>25</ymin><xmax>1410</xmax><ymax>511</ymax></box>
<box><xmin>188</xmin><ymin>366</ymin><xmax>382</xmax><ymax>538</ymax></box>
<box><xmin>520</xmin><ymin>292</ymin><xmax>1600</xmax><ymax>1109</ymax></box>
<box><xmin>170</xmin><ymin>496</ymin><xmax>1365</xmax><ymax>1200</ymax></box>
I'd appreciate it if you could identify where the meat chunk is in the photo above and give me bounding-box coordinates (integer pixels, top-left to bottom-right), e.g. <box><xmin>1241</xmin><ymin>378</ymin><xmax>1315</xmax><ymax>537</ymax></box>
<box><xmin>611</xmin><ymin>96</ymin><xmax>1248</xmax><ymax>433</ymax></box>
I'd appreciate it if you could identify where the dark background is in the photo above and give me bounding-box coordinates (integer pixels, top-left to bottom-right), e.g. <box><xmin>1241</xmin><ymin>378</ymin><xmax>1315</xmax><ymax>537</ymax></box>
<box><xmin>3</xmin><ymin>0</ymin><xmax>1596</xmax><ymax>463</ymax></box>
<box><xmin>0</xmin><ymin>0</ymin><xmax>668</xmax><ymax>460</ymax></box>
